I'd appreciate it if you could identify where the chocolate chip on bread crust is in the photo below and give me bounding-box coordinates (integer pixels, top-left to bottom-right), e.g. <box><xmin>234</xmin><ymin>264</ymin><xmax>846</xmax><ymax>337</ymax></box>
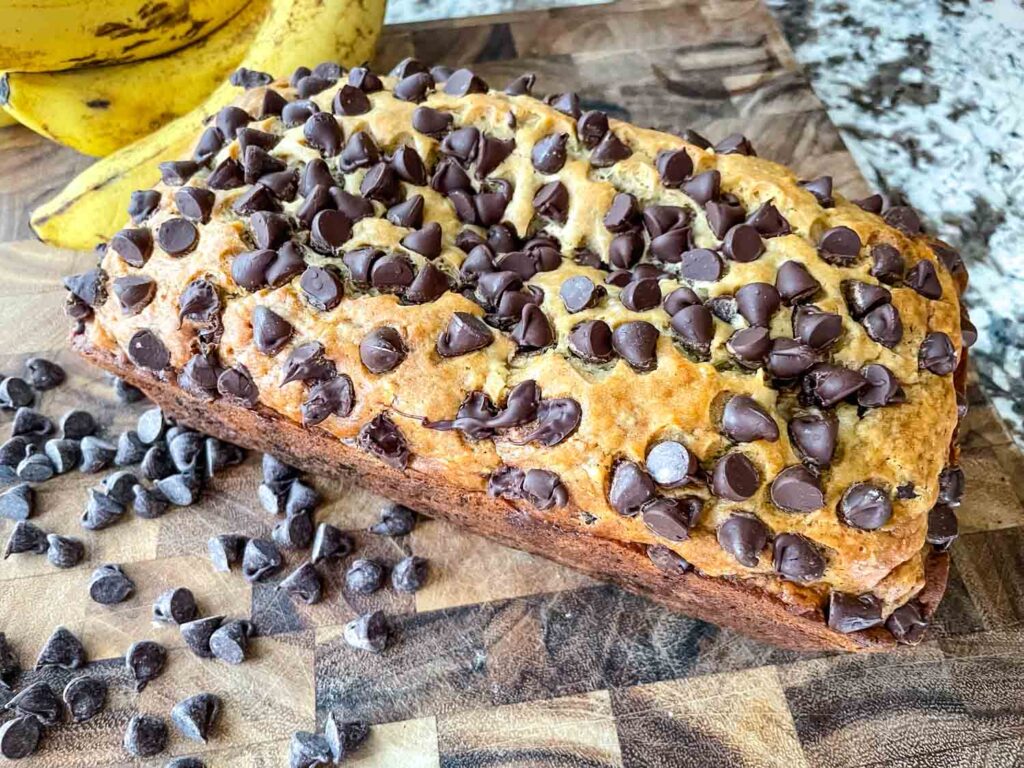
<box><xmin>67</xmin><ymin>61</ymin><xmax>971</xmax><ymax>648</ymax></box>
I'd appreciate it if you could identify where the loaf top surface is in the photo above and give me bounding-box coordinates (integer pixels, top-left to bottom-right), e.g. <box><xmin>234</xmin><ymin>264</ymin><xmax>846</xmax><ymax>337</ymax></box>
<box><xmin>69</xmin><ymin>61</ymin><xmax>970</xmax><ymax>624</ymax></box>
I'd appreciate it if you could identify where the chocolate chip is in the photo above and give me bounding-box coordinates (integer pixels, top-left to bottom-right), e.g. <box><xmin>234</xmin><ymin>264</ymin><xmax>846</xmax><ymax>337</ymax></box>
<box><xmin>705</xmin><ymin>199</ymin><xmax>744</xmax><ymax>240</ymax></box>
<box><xmin>125</xmin><ymin>640</ymin><xmax>166</xmax><ymax>692</ymax></box>
<box><xmin>389</xmin><ymin>145</ymin><xmax>427</xmax><ymax>186</ymax></box>
<box><xmin>547</xmin><ymin>91</ymin><xmax>581</xmax><ymax>117</ymax></box>
<box><xmin>300</xmin><ymin>265</ymin><xmax>344</xmax><ymax>310</ymax></box>
<box><xmin>444</xmin><ymin>67</ymin><xmax>488</xmax><ymax>96</ymax></box>
<box><xmin>301</xmin><ymin>375</ymin><xmax>355</xmax><ymax>425</ymax></box>
<box><xmin>348</xmin><ymin>65</ymin><xmax>383</xmax><ymax>92</ymax></box>
<box><xmin>827</xmin><ymin>592</ymin><xmax>883</xmax><ymax>633</ymax></box>
<box><xmin>675</xmin><ymin>248</ymin><xmax>720</xmax><ymax>281</ymax></box>
<box><xmin>600</xmin><ymin>194</ymin><xmax>637</xmax><ymax>235</ymax></box>
<box><xmin>532</xmin><ymin>133</ymin><xmax>568</xmax><ymax>173</ymax></box>
<box><xmin>159</xmin><ymin>160</ymin><xmax>199</xmax><ymax>186</ymax></box>
<box><xmin>346</xmin><ymin>558</ymin><xmax>384</xmax><ymax>594</ymax></box>
<box><xmin>401</xmin><ymin>222</ymin><xmax>442</xmax><ymax>259</ymax></box>
<box><xmin>309</xmin><ymin>210</ymin><xmax>352</xmax><ymax>254</ymax></box>
<box><xmin>558</xmin><ymin>276</ymin><xmax>602</xmax><ymax>313</ymax></box>
<box><xmin>717</xmin><ymin>514</ymin><xmax>768</xmax><ymax>567</ymax></box>
<box><xmin>798</xmin><ymin>176</ymin><xmax>834</xmax><ymax>207</ymax></box>
<box><xmin>310</xmin><ymin>523</ymin><xmax>353</xmax><ymax>565</ymax></box>
<box><xmin>642</xmin><ymin>496</ymin><xmax>701</xmax><ymax>541</ymax></box>
<box><xmin>179</xmin><ymin>354</ymin><xmax>221</xmax><ymax>400</ymax></box>
<box><xmin>576</xmin><ymin>110</ymin><xmax>608</xmax><ymax>149</ymax></box>
<box><xmin>331</xmin><ymin>189</ymin><xmax>374</xmax><ymax>223</ymax></box>
<box><xmin>126</xmin><ymin>329</ymin><xmax>169</xmax><ymax>371</ymax></box>
<box><xmin>862</xmin><ymin>303</ymin><xmax>903</xmax><ymax>348</ymax></box>
<box><xmin>89</xmin><ymin>563</ymin><xmax>134</xmax><ymax>604</ymax></box>
<box><xmin>714</xmin><ymin>133</ymin><xmax>755</xmax><ymax>155</ymax></box>
<box><xmin>764</xmin><ymin>338</ymin><xmax>815</xmax><ymax>379</ymax></box>
<box><xmin>406</xmin><ymin>262</ymin><xmax>450</xmax><ymax>304</ymax></box>
<box><xmin>303</xmin><ymin>112</ymin><xmax>343</xmax><ymax>156</ymax></box>
<box><xmin>358</xmin><ymin>413</ymin><xmax>409</xmax><ymax>469</ymax></box>
<box><xmin>360</xmin><ymin>327</ymin><xmax>406</xmax><ymax>374</ymax></box>
<box><xmin>856</xmin><ymin>364</ymin><xmax>906</xmax><ymax>409</ymax></box>
<box><xmin>505</xmin><ymin>72</ymin><xmax>535</xmax><ymax>95</ymax></box>
<box><xmin>721</xmin><ymin>395</ymin><xmax>779</xmax><ymax>443</ymax></box>
<box><xmin>3</xmin><ymin>519</ymin><xmax>48</xmax><ymax>558</ymax></box>
<box><xmin>252</xmin><ymin>306</ymin><xmax>293</xmax><ymax>356</ymax></box>
<box><xmin>441</xmin><ymin>127</ymin><xmax>480</xmax><ymax>165</ymax></box>
<box><xmin>887</xmin><ymin>601</ymin><xmax>929</xmax><ymax>645</ymax></box>
<box><xmin>865</xmin><ymin>245</ymin><xmax>903</xmax><ymax>286</ymax></box>
<box><xmin>884</xmin><ymin>205</ymin><xmax>922</xmax><ymax>236</ymax></box>
<box><xmin>281</xmin><ymin>342</ymin><xmax>334</xmax><ymax>386</ymax></box>
<box><xmin>64</xmin><ymin>267</ymin><xmax>107</xmax><ymax>307</ymax></box>
<box><xmin>670</xmin><ymin>304</ymin><xmax>714</xmax><ymax>357</ymax></box>
<box><xmin>299</xmin><ymin>159</ymin><xmax>334</xmax><ymax>197</ymax></box>
<box><xmin>343</xmin><ymin>610</ymin><xmax>389</xmax><ymax>653</ymax></box>
<box><xmin>209</xmin><ymin>619</ymin><xmax>254</xmax><ymax>664</ymax></box>
<box><xmin>645</xmin><ymin>440</ymin><xmax>699</xmax><ymax>488</ymax></box>
<box><xmin>153</xmin><ymin>587</ymin><xmax>198</xmax><ymax>624</ymax></box>
<box><xmin>360</xmin><ymin>162</ymin><xmax>401</xmax><ymax>204</ymax></box>
<box><xmin>339</xmin><ymin>130</ymin><xmax>379</xmax><ymax>172</ymax></box>
<box><xmin>853</xmin><ymin>193</ymin><xmax>885</xmax><ymax>214</ymax></box>
<box><xmin>620</xmin><ymin>278</ymin><xmax>662</xmax><ymax>312</ymax></box>
<box><xmin>773</xmin><ymin>532</ymin><xmax>825</xmax><ymax>583</ymax></box>
<box><xmin>0</xmin><ymin>716</ymin><xmax>40</xmax><ymax>759</ymax></box>
<box><xmin>180</xmin><ymin>615</ymin><xmax>223</xmax><ymax>658</ymax></box>
<box><xmin>532</xmin><ymin>181</ymin><xmax>569</xmax><ymax>222</ymax></box>
<box><xmin>437</xmin><ymin>312</ymin><xmax>493</xmax><ymax>357</ymax></box>
<box><xmin>411</xmin><ymin>106</ymin><xmax>452</xmax><ymax>137</ymax></box>
<box><xmin>178</xmin><ymin>278</ymin><xmax>220</xmax><ymax>325</ymax></box>
<box><xmin>155</xmin><ymin>217</ymin><xmax>198</xmax><ymax>257</ymax></box>
<box><xmin>905</xmin><ymin>259</ymin><xmax>943</xmax><ymax>300</ymax></box>
<box><xmin>208</xmin><ymin>535</ymin><xmax>246</xmax><ymax>573</ymax></box>
<box><xmin>722</xmin><ymin>224</ymin><xmax>764</xmax><ymax>263</ymax></box>
<box><xmin>230</xmin><ymin>67</ymin><xmax>272</xmax><ymax>88</ymax></box>
<box><xmin>660</xmin><ymin>287</ymin><xmax>699</xmax><ymax>317</ymax></box>
<box><xmin>155</xmin><ymin>471</ymin><xmax>202</xmax><ymax>506</ymax></box>
<box><xmin>272</xmin><ymin>509</ymin><xmax>314</xmax><ymax>550</ymax></box>
<box><xmin>242</xmin><ymin>538</ymin><xmax>282</xmax><ymax>583</ymax></box>
<box><xmin>511</xmin><ymin>304</ymin><xmax>554</xmax><ymax>351</ymax></box>
<box><xmin>733</xmin><ymin>282</ymin><xmax>779</xmax><ymax>327</ymax></box>
<box><xmin>133</xmin><ymin>484</ymin><xmax>169</xmax><ymax>518</ymax></box>
<box><xmin>770</xmin><ymin>465</ymin><xmax>824</xmax><ymax>513</ymax></box>
<box><xmin>612</xmin><ymin>320</ymin><xmax>659</xmax><ymax>371</ymax></box>
<box><xmin>746</xmin><ymin>202</ymin><xmax>791</xmax><ymax>237</ymax></box>
<box><xmin>230</xmin><ymin>249</ymin><xmax>271</xmax><ymax>291</ymax></box>
<box><xmin>790</xmin><ymin>305</ymin><xmax>840</xmax><ymax>350</ymax></box>
<box><xmin>590</xmin><ymin>131</ymin><xmax>632</xmax><ymax>167</ymax></box>
<box><xmin>217</xmin><ymin>364</ymin><xmax>259</xmax><ymax>408</ymax></box>
<box><xmin>677</xmin><ymin>171</ymin><xmax>717</xmax><ymax>207</ymax></box>
<box><xmin>817</xmin><ymin>226</ymin><xmax>861</xmax><ymax>265</ymax></box>
<box><xmin>608</xmin><ymin>460</ymin><xmax>656</xmax><ymax>516</ymax></box>
<box><xmin>171</xmin><ymin>692</ymin><xmax>221</xmax><ymax>743</ymax></box>
<box><xmin>7</xmin><ymin>680</ymin><xmax>61</xmax><ymax>725</ymax></box>
<box><xmin>63</xmin><ymin>675</ymin><xmax>106</xmax><ymax>723</ymax></box>
<box><xmin>919</xmin><ymin>331</ymin><xmax>957</xmax><ymax>375</ymax></box>
<box><xmin>835</xmin><ymin>481</ymin><xmax>893</xmax><ymax>530</ymax></box>
<box><xmin>652</xmin><ymin>148</ymin><xmax>691</xmax><ymax>187</ymax></box>
<box><xmin>333</xmin><ymin>83</ymin><xmax>371</xmax><ymax>115</ymax></box>
<box><xmin>568</xmin><ymin>320</ymin><xmax>615</xmax><ymax>363</ymax></box>
<box><xmin>128</xmin><ymin>189</ymin><xmax>161</xmax><ymax>223</ymax></box>
<box><xmin>722</xmin><ymin>327</ymin><xmax>767</xmax><ymax>368</ymax></box>
<box><xmin>394</xmin><ymin>71</ymin><xmax>434</xmax><ymax>102</ymax></box>
<box><xmin>938</xmin><ymin>466</ymin><xmax>965</xmax><ymax>506</ymax></box>
<box><xmin>0</xmin><ymin>483</ymin><xmax>32</xmax><ymax>521</ymax></box>
<box><xmin>370</xmin><ymin>253</ymin><xmax>415</xmax><ymax>293</ymax></box>
<box><xmin>111</xmin><ymin>275</ymin><xmax>154</xmax><ymax>316</ymax></box>
<box><xmin>711</xmin><ymin>452</ymin><xmax>759</xmax><ymax>500</ymax></box>
<box><xmin>110</xmin><ymin>227</ymin><xmax>153</xmax><ymax>267</ymax></box>
<box><xmin>475</xmin><ymin>135</ymin><xmax>515</xmax><ymax>178</ymax></box>
<box><xmin>391</xmin><ymin>555</ymin><xmax>429</xmax><ymax>593</ymax></box>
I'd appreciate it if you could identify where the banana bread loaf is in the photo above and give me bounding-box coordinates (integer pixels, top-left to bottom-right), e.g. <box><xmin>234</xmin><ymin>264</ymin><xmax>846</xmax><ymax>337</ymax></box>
<box><xmin>63</xmin><ymin>59</ymin><xmax>974</xmax><ymax>651</ymax></box>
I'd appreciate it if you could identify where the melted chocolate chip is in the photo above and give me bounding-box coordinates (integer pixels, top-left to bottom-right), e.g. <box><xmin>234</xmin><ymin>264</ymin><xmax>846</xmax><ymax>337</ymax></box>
<box><xmin>802</xmin><ymin>364</ymin><xmax>868</xmax><ymax>407</ymax></box>
<box><xmin>721</xmin><ymin>395</ymin><xmax>779</xmax><ymax>443</ymax></box>
<box><xmin>919</xmin><ymin>331</ymin><xmax>957</xmax><ymax>375</ymax></box>
<box><xmin>532</xmin><ymin>133</ymin><xmax>568</xmax><ymax>173</ymax></box>
<box><xmin>612</xmin><ymin>321</ymin><xmax>659</xmax><ymax>372</ymax></box>
<box><xmin>788</xmin><ymin>411</ymin><xmax>837</xmax><ymax>467</ymax></box>
<box><xmin>569</xmin><ymin>320</ymin><xmax>615</xmax><ymax>363</ymax></box>
<box><xmin>300</xmin><ymin>266</ymin><xmax>344</xmax><ymax>311</ymax></box>
<box><xmin>178</xmin><ymin>278</ymin><xmax>219</xmax><ymax>324</ymax></box>
<box><xmin>770</xmin><ymin>465</ymin><xmax>824</xmax><ymax>513</ymax></box>
<box><xmin>906</xmin><ymin>260</ymin><xmax>943</xmax><ymax>299</ymax></box>
<box><xmin>127</xmin><ymin>330</ymin><xmax>169</xmax><ymax>370</ymax></box>
<box><xmin>927</xmin><ymin>504</ymin><xmax>958</xmax><ymax>550</ymax></box>
<box><xmin>217</xmin><ymin>365</ymin><xmax>258</xmax><ymax>407</ymax></box>
<box><xmin>113</xmin><ymin>276</ymin><xmax>156</xmax><ymax>315</ymax></box>
<box><xmin>718</xmin><ymin>514</ymin><xmax>768</xmax><ymax>567</ymax></box>
<box><xmin>437</xmin><ymin>313</ymin><xmax>494</xmax><ymax>357</ymax></box>
<box><xmin>251</xmin><ymin>306</ymin><xmax>292</xmax><ymax>356</ymax></box>
<box><xmin>727</xmin><ymin>327</ymin><xmax>770</xmax><ymax>368</ymax></box>
<box><xmin>357</xmin><ymin>414</ymin><xmax>409</xmax><ymax>469</ymax></box>
<box><xmin>360</xmin><ymin>327</ymin><xmax>407</xmax><ymax>374</ymax></box>
<box><xmin>870</xmin><ymin>244</ymin><xmax>904</xmax><ymax>284</ymax></box>
<box><xmin>281</xmin><ymin>342</ymin><xmax>334</xmax><ymax>386</ymax></box>
<box><xmin>773</xmin><ymin>533</ymin><xmax>825</xmax><ymax>583</ymax></box>
<box><xmin>862</xmin><ymin>303</ymin><xmax>903</xmax><ymax>348</ymax></box>
<box><xmin>608</xmin><ymin>460</ymin><xmax>656</xmax><ymax>516</ymax></box>
<box><xmin>533</xmin><ymin>181</ymin><xmax>569</xmax><ymax>222</ymax></box>
<box><xmin>302</xmin><ymin>375</ymin><xmax>355</xmax><ymax>425</ymax></box>
<box><xmin>642</xmin><ymin>497</ymin><xmax>701</xmax><ymax>542</ymax></box>
<box><xmin>838</xmin><ymin>483</ymin><xmax>892</xmax><ymax>530</ymax></box>
<box><xmin>827</xmin><ymin>592</ymin><xmax>883</xmax><ymax>633</ymax></box>
<box><xmin>792</xmin><ymin>305</ymin><xmax>842</xmax><ymax>350</ymax></box>
<box><xmin>711</xmin><ymin>452</ymin><xmax>760</xmax><ymax>501</ymax></box>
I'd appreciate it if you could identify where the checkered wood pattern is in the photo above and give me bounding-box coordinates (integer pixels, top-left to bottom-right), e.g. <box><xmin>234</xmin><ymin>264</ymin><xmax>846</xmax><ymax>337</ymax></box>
<box><xmin>1</xmin><ymin>1</ymin><xmax>1021</xmax><ymax>765</ymax></box>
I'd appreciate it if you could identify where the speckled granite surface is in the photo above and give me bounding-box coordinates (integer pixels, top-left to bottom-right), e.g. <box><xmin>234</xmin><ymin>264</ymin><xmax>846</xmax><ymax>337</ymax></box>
<box><xmin>767</xmin><ymin>0</ymin><xmax>1024</xmax><ymax>445</ymax></box>
<box><xmin>385</xmin><ymin>0</ymin><xmax>610</xmax><ymax>25</ymax></box>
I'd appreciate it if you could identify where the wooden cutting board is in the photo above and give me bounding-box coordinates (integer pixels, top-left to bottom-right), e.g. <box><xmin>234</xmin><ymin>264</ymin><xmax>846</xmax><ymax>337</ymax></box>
<box><xmin>1</xmin><ymin>1</ymin><xmax>1023</xmax><ymax>765</ymax></box>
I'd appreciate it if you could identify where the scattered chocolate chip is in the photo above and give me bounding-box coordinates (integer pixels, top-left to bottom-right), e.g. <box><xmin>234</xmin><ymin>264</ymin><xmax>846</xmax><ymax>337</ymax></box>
<box><xmin>128</xmin><ymin>189</ymin><xmax>161</xmax><ymax>223</ymax></box>
<box><xmin>63</xmin><ymin>675</ymin><xmax>106</xmax><ymax>723</ymax></box>
<box><xmin>209</xmin><ymin>620</ymin><xmax>254</xmax><ymax>664</ymax></box>
<box><xmin>125</xmin><ymin>640</ymin><xmax>166</xmax><ymax>692</ymax></box>
<box><xmin>568</xmin><ymin>320</ymin><xmax>615</xmax><ymax>363</ymax></box>
<box><xmin>919</xmin><ymin>331</ymin><xmax>957</xmax><ymax>375</ymax></box>
<box><xmin>311</xmin><ymin>524</ymin><xmax>352</xmax><ymax>566</ymax></box>
<box><xmin>216</xmin><ymin>365</ymin><xmax>259</xmax><ymax>408</ymax></box>
<box><xmin>303</xmin><ymin>112</ymin><xmax>343</xmax><ymax>156</ymax></box>
<box><xmin>133</xmin><ymin>484</ymin><xmax>169</xmax><ymax>518</ymax></box>
<box><xmin>393</xmin><ymin>71</ymin><xmax>434</xmax><ymax>102</ymax></box>
<box><xmin>856</xmin><ymin>365</ymin><xmax>906</xmax><ymax>409</ymax></box>
<box><xmin>802</xmin><ymin>364</ymin><xmax>868</xmax><ymax>407</ymax></box>
<box><xmin>532</xmin><ymin>181</ymin><xmax>569</xmax><ymax>222</ymax></box>
<box><xmin>35</xmin><ymin>625</ymin><xmax>85</xmax><ymax>671</ymax></box>
<box><xmin>79</xmin><ymin>434</ymin><xmax>115</xmax><ymax>472</ymax></box>
<box><xmin>272</xmin><ymin>509</ymin><xmax>315</xmax><ymax>549</ymax></box>
<box><xmin>670</xmin><ymin>304</ymin><xmax>714</xmax><ymax>357</ymax></box>
<box><xmin>827</xmin><ymin>592</ymin><xmax>883</xmax><ymax>633</ymax></box>
<box><xmin>153</xmin><ymin>587</ymin><xmax>198</xmax><ymax>625</ymax></box>
<box><xmin>0</xmin><ymin>483</ymin><xmax>32</xmax><ymax>521</ymax></box>
<box><xmin>392</xmin><ymin>555</ymin><xmax>429</xmax><ymax>592</ymax></box>
<box><xmin>171</xmin><ymin>693</ymin><xmax>221</xmax><ymax>744</ymax></box>
<box><xmin>80</xmin><ymin>488</ymin><xmax>125</xmax><ymax>530</ymax></box>
<box><xmin>180</xmin><ymin>615</ymin><xmax>223</xmax><ymax>658</ymax></box>
<box><xmin>345</xmin><ymin>558</ymin><xmax>384</xmax><ymax>594</ymax></box>
<box><xmin>89</xmin><ymin>563</ymin><xmax>134</xmax><ymax>604</ymax></box>
<box><xmin>208</xmin><ymin>534</ymin><xmax>247</xmax><ymax>573</ymax></box>
<box><xmin>938</xmin><ymin>466</ymin><xmax>965</xmax><ymax>507</ymax></box>
<box><xmin>300</xmin><ymin>265</ymin><xmax>344</xmax><ymax>311</ymax></box>
<box><xmin>302</xmin><ymin>375</ymin><xmax>355</xmax><ymax>425</ymax></box>
<box><xmin>242</xmin><ymin>538</ymin><xmax>283</xmax><ymax>583</ymax></box>
<box><xmin>0</xmin><ymin>715</ymin><xmax>40</xmax><ymax>759</ymax></box>
<box><xmin>711</xmin><ymin>452</ymin><xmax>759</xmax><ymax>501</ymax></box>
<box><xmin>770</xmin><ymin>465</ymin><xmax>824</xmax><ymax>513</ymax></box>
<box><xmin>721</xmin><ymin>395</ymin><xmax>779</xmax><ymax>444</ymax></box>
<box><xmin>642</xmin><ymin>496</ymin><xmax>701</xmax><ymax>541</ymax></box>
<box><xmin>124</xmin><ymin>713</ymin><xmax>168</xmax><ymax>757</ymax></box>
<box><xmin>357</xmin><ymin>414</ymin><xmax>409</xmax><ymax>470</ymax></box>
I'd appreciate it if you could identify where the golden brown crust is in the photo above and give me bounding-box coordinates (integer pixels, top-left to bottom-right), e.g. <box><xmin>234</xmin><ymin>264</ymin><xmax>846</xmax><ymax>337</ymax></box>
<box><xmin>68</xmin><ymin>64</ymin><xmax>969</xmax><ymax>647</ymax></box>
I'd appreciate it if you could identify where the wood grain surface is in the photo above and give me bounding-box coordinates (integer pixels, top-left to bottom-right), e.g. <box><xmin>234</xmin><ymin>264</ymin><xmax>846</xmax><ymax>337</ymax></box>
<box><xmin>1</xmin><ymin>0</ymin><xmax>1022</xmax><ymax>765</ymax></box>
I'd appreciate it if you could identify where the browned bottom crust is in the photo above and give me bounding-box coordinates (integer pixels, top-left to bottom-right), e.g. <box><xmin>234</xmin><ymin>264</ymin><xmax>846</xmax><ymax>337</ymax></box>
<box><xmin>75</xmin><ymin>336</ymin><xmax>949</xmax><ymax>653</ymax></box>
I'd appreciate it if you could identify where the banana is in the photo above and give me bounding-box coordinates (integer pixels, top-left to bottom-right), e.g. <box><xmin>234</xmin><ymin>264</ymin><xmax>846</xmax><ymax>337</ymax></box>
<box><xmin>31</xmin><ymin>0</ymin><xmax>386</xmax><ymax>250</ymax></box>
<box><xmin>1</xmin><ymin>0</ymin><xmax>266</xmax><ymax>157</ymax></box>
<box><xmin>0</xmin><ymin>0</ymin><xmax>250</xmax><ymax>73</ymax></box>
<box><xmin>0</xmin><ymin>111</ymin><xmax>16</xmax><ymax>128</ymax></box>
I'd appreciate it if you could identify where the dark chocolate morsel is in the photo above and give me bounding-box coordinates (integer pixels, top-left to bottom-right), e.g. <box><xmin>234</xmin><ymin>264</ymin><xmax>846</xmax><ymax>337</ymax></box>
<box><xmin>818</xmin><ymin>226</ymin><xmax>862</xmax><ymax>265</ymax></box>
<box><xmin>918</xmin><ymin>332</ymin><xmax>957</xmax><ymax>375</ymax></box>
<box><xmin>886</xmin><ymin>601</ymin><xmax>929</xmax><ymax>645</ymax></box>
<box><xmin>775</xmin><ymin>260</ymin><xmax>820</xmax><ymax>305</ymax></box>
<box><xmin>827</xmin><ymin>592</ymin><xmax>883</xmax><ymax>633</ymax></box>
<box><xmin>156</xmin><ymin>217</ymin><xmax>199</xmax><ymax>256</ymax></box>
<box><xmin>711</xmin><ymin>452</ymin><xmax>760</xmax><ymax>501</ymax></box>
<box><xmin>788</xmin><ymin>411</ymin><xmax>838</xmax><ymax>467</ymax></box>
<box><xmin>568</xmin><ymin>320</ymin><xmax>615</xmax><ymax>363</ymax></box>
<box><xmin>770</xmin><ymin>465</ymin><xmax>824</xmax><ymax>513</ymax></box>
<box><xmin>772</xmin><ymin>532</ymin><xmax>826</xmax><ymax>583</ymax></box>
<box><xmin>717</xmin><ymin>514</ymin><xmax>768</xmax><ymax>567</ymax></box>
<box><xmin>721</xmin><ymin>395</ymin><xmax>779</xmax><ymax>443</ymax></box>
<box><xmin>642</xmin><ymin>496</ymin><xmax>701</xmax><ymax>542</ymax></box>
<box><xmin>357</xmin><ymin>414</ymin><xmax>410</xmax><ymax>470</ymax></box>
<box><xmin>802</xmin><ymin>364</ymin><xmax>868</xmax><ymax>407</ymax></box>
<box><xmin>670</xmin><ymin>304</ymin><xmax>714</xmax><ymax>356</ymax></box>
<box><xmin>838</xmin><ymin>482</ymin><xmax>892</xmax><ymax>530</ymax></box>
<box><xmin>645</xmin><ymin>440</ymin><xmax>698</xmax><ymax>488</ymax></box>
<box><xmin>127</xmin><ymin>330</ymin><xmax>170</xmax><ymax>371</ymax></box>
<box><xmin>113</xmin><ymin>275</ymin><xmax>156</xmax><ymax>316</ymax></box>
<box><xmin>608</xmin><ymin>460</ymin><xmax>656</xmax><ymax>516</ymax></box>
<box><xmin>437</xmin><ymin>312</ymin><xmax>494</xmax><ymax>357</ymax></box>
<box><xmin>217</xmin><ymin>365</ymin><xmax>258</xmax><ymax>407</ymax></box>
<box><xmin>302</xmin><ymin>376</ymin><xmax>355</xmax><ymax>425</ymax></box>
<box><xmin>735</xmin><ymin>282</ymin><xmax>780</xmax><ymax>327</ymax></box>
<box><xmin>300</xmin><ymin>265</ymin><xmax>344</xmax><ymax>311</ymax></box>
<box><xmin>870</xmin><ymin>244</ymin><xmax>905</xmax><ymax>284</ymax></box>
<box><xmin>612</xmin><ymin>321</ymin><xmax>659</xmax><ymax>372</ymax></box>
<box><xmin>360</xmin><ymin>327</ymin><xmax>407</xmax><ymax>373</ymax></box>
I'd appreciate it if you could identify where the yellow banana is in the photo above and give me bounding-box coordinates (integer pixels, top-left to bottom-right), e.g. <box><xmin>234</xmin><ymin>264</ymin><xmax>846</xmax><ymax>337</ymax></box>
<box><xmin>31</xmin><ymin>0</ymin><xmax>386</xmax><ymax>250</ymax></box>
<box><xmin>1</xmin><ymin>0</ymin><xmax>268</xmax><ymax>157</ymax></box>
<box><xmin>0</xmin><ymin>0</ymin><xmax>249</xmax><ymax>73</ymax></box>
<box><xmin>0</xmin><ymin>111</ymin><xmax>16</xmax><ymax>128</ymax></box>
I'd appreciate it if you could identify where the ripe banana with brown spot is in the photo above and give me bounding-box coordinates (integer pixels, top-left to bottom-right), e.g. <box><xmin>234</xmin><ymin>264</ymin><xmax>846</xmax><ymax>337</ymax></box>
<box><xmin>30</xmin><ymin>0</ymin><xmax>386</xmax><ymax>250</ymax></box>
<box><xmin>0</xmin><ymin>0</ymin><xmax>250</xmax><ymax>73</ymax></box>
<box><xmin>1</xmin><ymin>0</ymin><xmax>267</xmax><ymax>157</ymax></box>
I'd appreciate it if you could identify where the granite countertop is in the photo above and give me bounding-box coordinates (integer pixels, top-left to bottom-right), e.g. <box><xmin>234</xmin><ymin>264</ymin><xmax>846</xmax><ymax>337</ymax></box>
<box><xmin>398</xmin><ymin>0</ymin><xmax>1024</xmax><ymax>443</ymax></box>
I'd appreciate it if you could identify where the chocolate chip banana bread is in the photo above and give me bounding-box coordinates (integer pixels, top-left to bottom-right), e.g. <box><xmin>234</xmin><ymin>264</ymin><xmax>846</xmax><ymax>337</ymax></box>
<box><xmin>64</xmin><ymin>58</ymin><xmax>975</xmax><ymax>651</ymax></box>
